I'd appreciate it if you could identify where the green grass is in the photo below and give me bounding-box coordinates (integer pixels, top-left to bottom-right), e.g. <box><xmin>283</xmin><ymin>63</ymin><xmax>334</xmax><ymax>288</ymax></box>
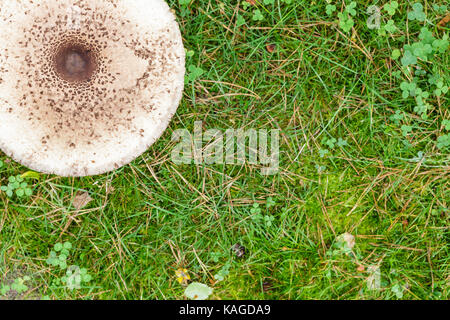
<box><xmin>0</xmin><ymin>1</ymin><xmax>449</xmax><ymax>300</ymax></box>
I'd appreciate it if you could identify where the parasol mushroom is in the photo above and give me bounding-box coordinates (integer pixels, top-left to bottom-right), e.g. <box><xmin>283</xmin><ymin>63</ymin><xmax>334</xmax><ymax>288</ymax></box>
<box><xmin>0</xmin><ymin>0</ymin><xmax>185</xmax><ymax>176</ymax></box>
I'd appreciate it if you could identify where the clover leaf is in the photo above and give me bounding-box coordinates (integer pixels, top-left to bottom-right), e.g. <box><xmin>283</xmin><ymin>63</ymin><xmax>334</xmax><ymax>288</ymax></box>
<box><xmin>432</xmin><ymin>35</ymin><xmax>449</xmax><ymax>54</ymax></box>
<box><xmin>408</xmin><ymin>3</ymin><xmax>426</xmax><ymax>22</ymax></box>
<box><xmin>345</xmin><ymin>2</ymin><xmax>357</xmax><ymax>17</ymax></box>
<box><xmin>236</xmin><ymin>14</ymin><xmax>246</xmax><ymax>27</ymax></box>
<box><xmin>250</xmin><ymin>203</ymin><xmax>261</xmax><ymax>215</ymax></box>
<box><xmin>264</xmin><ymin>215</ymin><xmax>275</xmax><ymax>227</ymax></box>
<box><xmin>442</xmin><ymin>120</ymin><xmax>450</xmax><ymax>131</ymax></box>
<box><xmin>324</xmin><ymin>137</ymin><xmax>337</xmax><ymax>149</ymax></box>
<box><xmin>384</xmin><ymin>20</ymin><xmax>397</xmax><ymax>33</ymax></box>
<box><xmin>401</xmin><ymin>125</ymin><xmax>413</xmax><ymax>137</ymax></box>
<box><xmin>432</xmin><ymin>4</ymin><xmax>447</xmax><ymax>14</ymax></box>
<box><xmin>187</xmin><ymin>65</ymin><xmax>205</xmax><ymax>82</ymax></box>
<box><xmin>391</xmin><ymin>49</ymin><xmax>401</xmax><ymax>60</ymax></box>
<box><xmin>266</xmin><ymin>196</ymin><xmax>276</xmax><ymax>208</ymax></box>
<box><xmin>390</xmin><ymin>110</ymin><xmax>404</xmax><ymax>125</ymax></box>
<box><xmin>419</xmin><ymin>27</ymin><xmax>435</xmax><ymax>45</ymax></box>
<box><xmin>400</xmin><ymin>81</ymin><xmax>418</xmax><ymax>98</ymax></box>
<box><xmin>434</xmin><ymin>80</ymin><xmax>449</xmax><ymax>97</ymax></box>
<box><xmin>252</xmin><ymin>9</ymin><xmax>264</xmax><ymax>21</ymax></box>
<box><xmin>319</xmin><ymin>149</ymin><xmax>330</xmax><ymax>158</ymax></box>
<box><xmin>338</xmin><ymin>13</ymin><xmax>354</xmax><ymax>33</ymax></box>
<box><xmin>401</xmin><ymin>50</ymin><xmax>417</xmax><ymax>66</ymax></box>
<box><xmin>326</xmin><ymin>4</ymin><xmax>336</xmax><ymax>15</ymax></box>
<box><xmin>410</xmin><ymin>42</ymin><xmax>433</xmax><ymax>61</ymax></box>
<box><xmin>384</xmin><ymin>1</ymin><xmax>399</xmax><ymax>16</ymax></box>
<box><xmin>337</xmin><ymin>138</ymin><xmax>348</xmax><ymax>147</ymax></box>
<box><xmin>437</xmin><ymin>134</ymin><xmax>450</xmax><ymax>149</ymax></box>
<box><xmin>1</xmin><ymin>174</ymin><xmax>33</xmax><ymax>198</ymax></box>
<box><xmin>413</xmin><ymin>96</ymin><xmax>429</xmax><ymax>117</ymax></box>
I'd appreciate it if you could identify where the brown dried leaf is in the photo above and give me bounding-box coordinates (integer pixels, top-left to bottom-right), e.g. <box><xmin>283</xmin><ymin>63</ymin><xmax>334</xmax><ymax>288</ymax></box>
<box><xmin>437</xmin><ymin>13</ymin><xmax>450</xmax><ymax>28</ymax></box>
<box><xmin>266</xmin><ymin>44</ymin><xmax>276</xmax><ymax>53</ymax></box>
<box><xmin>72</xmin><ymin>191</ymin><xmax>93</xmax><ymax>210</ymax></box>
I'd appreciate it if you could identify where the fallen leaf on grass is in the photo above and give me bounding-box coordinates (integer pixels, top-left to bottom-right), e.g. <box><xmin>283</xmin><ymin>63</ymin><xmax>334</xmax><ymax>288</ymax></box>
<box><xmin>20</xmin><ymin>171</ymin><xmax>40</xmax><ymax>180</ymax></box>
<box><xmin>175</xmin><ymin>268</ymin><xmax>191</xmax><ymax>285</ymax></box>
<box><xmin>266</xmin><ymin>44</ymin><xmax>276</xmax><ymax>53</ymax></box>
<box><xmin>72</xmin><ymin>191</ymin><xmax>93</xmax><ymax>210</ymax></box>
<box><xmin>437</xmin><ymin>13</ymin><xmax>450</xmax><ymax>28</ymax></box>
<box><xmin>184</xmin><ymin>282</ymin><xmax>213</xmax><ymax>300</ymax></box>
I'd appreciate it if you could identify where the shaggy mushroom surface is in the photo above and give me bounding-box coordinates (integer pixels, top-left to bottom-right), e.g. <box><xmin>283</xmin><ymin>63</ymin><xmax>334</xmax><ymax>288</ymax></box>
<box><xmin>0</xmin><ymin>0</ymin><xmax>185</xmax><ymax>176</ymax></box>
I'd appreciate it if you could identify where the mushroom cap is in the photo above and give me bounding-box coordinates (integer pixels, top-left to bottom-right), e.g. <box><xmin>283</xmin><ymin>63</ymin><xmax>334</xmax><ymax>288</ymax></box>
<box><xmin>0</xmin><ymin>0</ymin><xmax>185</xmax><ymax>176</ymax></box>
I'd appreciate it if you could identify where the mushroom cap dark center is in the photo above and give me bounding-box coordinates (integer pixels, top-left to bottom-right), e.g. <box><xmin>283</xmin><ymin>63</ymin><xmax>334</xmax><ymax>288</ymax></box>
<box><xmin>54</xmin><ymin>43</ymin><xmax>97</xmax><ymax>82</ymax></box>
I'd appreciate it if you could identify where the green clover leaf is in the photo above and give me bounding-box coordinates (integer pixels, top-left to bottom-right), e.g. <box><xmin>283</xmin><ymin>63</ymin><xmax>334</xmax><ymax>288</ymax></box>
<box><xmin>319</xmin><ymin>149</ymin><xmax>329</xmax><ymax>158</ymax></box>
<box><xmin>236</xmin><ymin>14</ymin><xmax>246</xmax><ymax>27</ymax></box>
<box><xmin>401</xmin><ymin>50</ymin><xmax>417</xmax><ymax>66</ymax></box>
<box><xmin>433</xmin><ymin>4</ymin><xmax>447</xmax><ymax>15</ymax></box>
<box><xmin>64</xmin><ymin>241</ymin><xmax>73</xmax><ymax>250</ymax></box>
<box><xmin>408</xmin><ymin>3</ymin><xmax>426</xmax><ymax>22</ymax></box>
<box><xmin>384</xmin><ymin>20</ymin><xmax>397</xmax><ymax>33</ymax></box>
<box><xmin>337</xmin><ymin>138</ymin><xmax>348</xmax><ymax>148</ymax></box>
<box><xmin>338</xmin><ymin>13</ymin><xmax>354</xmax><ymax>33</ymax></box>
<box><xmin>401</xmin><ymin>125</ymin><xmax>413</xmax><ymax>137</ymax></box>
<box><xmin>432</xmin><ymin>35</ymin><xmax>449</xmax><ymax>54</ymax></box>
<box><xmin>442</xmin><ymin>120</ymin><xmax>450</xmax><ymax>131</ymax></box>
<box><xmin>391</xmin><ymin>49</ymin><xmax>401</xmax><ymax>60</ymax></box>
<box><xmin>384</xmin><ymin>1</ymin><xmax>399</xmax><ymax>16</ymax></box>
<box><xmin>326</xmin><ymin>4</ymin><xmax>336</xmax><ymax>16</ymax></box>
<box><xmin>187</xmin><ymin>65</ymin><xmax>205</xmax><ymax>82</ymax></box>
<box><xmin>345</xmin><ymin>2</ymin><xmax>357</xmax><ymax>17</ymax></box>
<box><xmin>390</xmin><ymin>110</ymin><xmax>403</xmax><ymax>125</ymax></box>
<box><xmin>437</xmin><ymin>134</ymin><xmax>450</xmax><ymax>149</ymax></box>
<box><xmin>252</xmin><ymin>9</ymin><xmax>264</xmax><ymax>21</ymax></box>
<box><xmin>264</xmin><ymin>215</ymin><xmax>275</xmax><ymax>227</ymax></box>
<box><xmin>266</xmin><ymin>196</ymin><xmax>276</xmax><ymax>208</ymax></box>
<box><xmin>419</xmin><ymin>27</ymin><xmax>435</xmax><ymax>45</ymax></box>
<box><xmin>325</xmin><ymin>137</ymin><xmax>337</xmax><ymax>149</ymax></box>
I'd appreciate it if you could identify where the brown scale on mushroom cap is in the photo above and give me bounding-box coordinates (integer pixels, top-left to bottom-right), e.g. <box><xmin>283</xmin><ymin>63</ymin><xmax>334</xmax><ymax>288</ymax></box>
<box><xmin>0</xmin><ymin>0</ymin><xmax>185</xmax><ymax>176</ymax></box>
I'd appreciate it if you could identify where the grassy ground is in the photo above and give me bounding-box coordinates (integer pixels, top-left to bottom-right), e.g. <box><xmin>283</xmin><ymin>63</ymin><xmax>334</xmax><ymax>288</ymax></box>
<box><xmin>0</xmin><ymin>0</ymin><xmax>449</xmax><ymax>300</ymax></box>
